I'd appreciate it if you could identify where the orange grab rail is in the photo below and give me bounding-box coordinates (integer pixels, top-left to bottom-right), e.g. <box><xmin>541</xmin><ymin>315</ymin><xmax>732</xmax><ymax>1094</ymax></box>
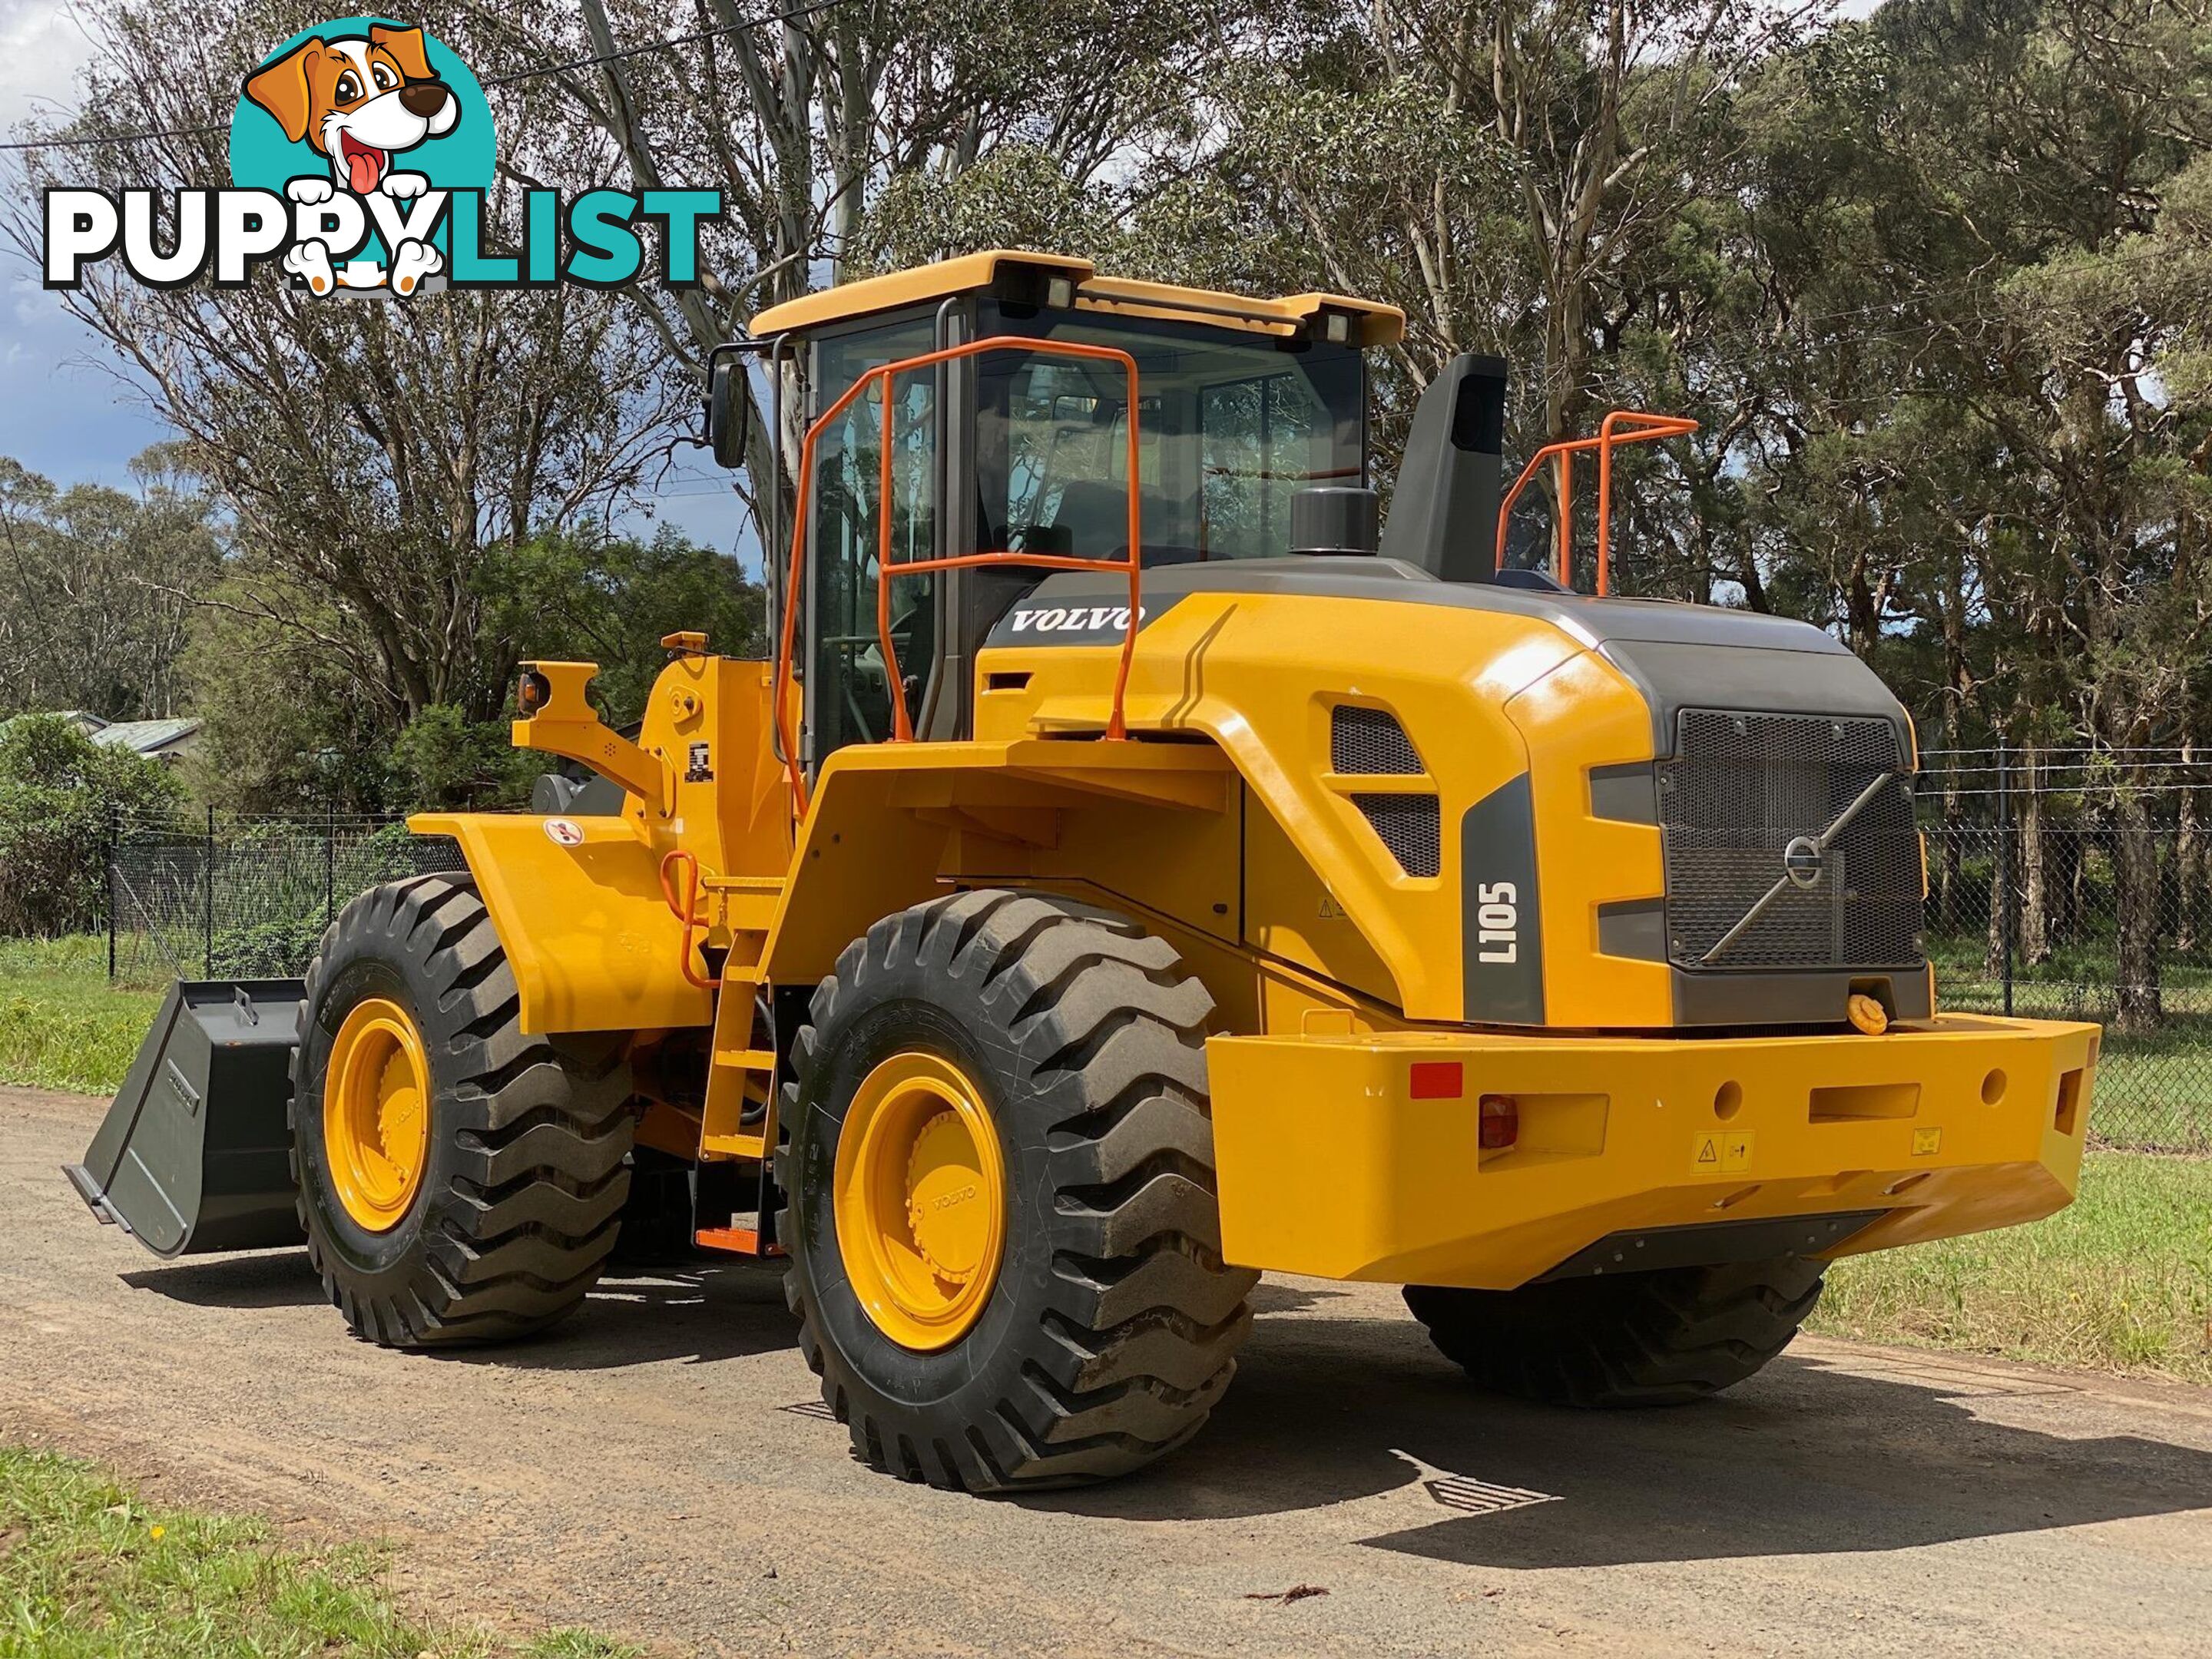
<box><xmin>772</xmin><ymin>336</ymin><xmax>1144</xmax><ymax>818</ymax></box>
<box><xmin>658</xmin><ymin>848</ymin><xmax>719</xmax><ymax>991</ymax></box>
<box><xmin>1495</xmin><ymin>409</ymin><xmax>1697</xmax><ymax>597</ymax></box>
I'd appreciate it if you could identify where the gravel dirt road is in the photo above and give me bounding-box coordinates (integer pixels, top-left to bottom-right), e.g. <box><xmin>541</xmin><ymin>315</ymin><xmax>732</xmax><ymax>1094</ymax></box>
<box><xmin>5</xmin><ymin>1083</ymin><xmax>2210</xmax><ymax>1657</ymax></box>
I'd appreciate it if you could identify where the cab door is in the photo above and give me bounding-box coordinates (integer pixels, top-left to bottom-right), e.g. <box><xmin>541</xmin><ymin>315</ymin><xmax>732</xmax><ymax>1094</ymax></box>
<box><xmin>803</xmin><ymin>311</ymin><xmax>942</xmax><ymax>768</ymax></box>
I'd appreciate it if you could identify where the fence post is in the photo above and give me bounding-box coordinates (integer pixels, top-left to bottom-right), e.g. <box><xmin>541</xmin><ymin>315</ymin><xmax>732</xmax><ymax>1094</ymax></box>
<box><xmin>1997</xmin><ymin>735</ymin><xmax>2015</xmax><ymax>1017</ymax></box>
<box><xmin>105</xmin><ymin>806</ymin><xmax>117</xmax><ymax>983</ymax></box>
<box><xmin>204</xmin><ymin>804</ymin><xmax>215</xmax><ymax>979</ymax></box>
<box><xmin>324</xmin><ymin>798</ymin><xmax>336</xmax><ymax>929</ymax></box>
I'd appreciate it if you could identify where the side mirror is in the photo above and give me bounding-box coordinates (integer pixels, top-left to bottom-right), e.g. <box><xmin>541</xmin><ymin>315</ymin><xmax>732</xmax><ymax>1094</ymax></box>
<box><xmin>705</xmin><ymin>356</ymin><xmax>751</xmax><ymax>469</ymax></box>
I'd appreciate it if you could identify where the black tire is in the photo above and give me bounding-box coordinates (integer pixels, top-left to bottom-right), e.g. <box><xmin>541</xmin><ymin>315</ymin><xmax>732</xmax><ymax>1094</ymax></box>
<box><xmin>780</xmin><ymin>889</ymin><xmax>1256</xmax><ymax>1492</ymax></box>
<box><xmin>1404</xmin><ymin>1257</ymin><xmax>1826</xmax><ymax>1408</ymax></box>
<box><xmin>290</xmin><ymin>873</ymin><xmax>635</xmax><ymax>1347</ymax></box>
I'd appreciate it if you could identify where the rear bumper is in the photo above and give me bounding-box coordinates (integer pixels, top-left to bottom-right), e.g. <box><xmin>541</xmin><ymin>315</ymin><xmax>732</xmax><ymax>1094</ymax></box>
<box><xmin>1206</xmin><ymin>1014</ymin><xmax>2099</xmax><ymax>1288</ymax></box>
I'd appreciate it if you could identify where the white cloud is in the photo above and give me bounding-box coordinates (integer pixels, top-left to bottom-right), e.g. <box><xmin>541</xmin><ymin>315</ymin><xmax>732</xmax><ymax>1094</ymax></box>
<box><xmin>0</xmin><ymin>0</ymin><xmax>98</xmax><ymax>135</ymax></box>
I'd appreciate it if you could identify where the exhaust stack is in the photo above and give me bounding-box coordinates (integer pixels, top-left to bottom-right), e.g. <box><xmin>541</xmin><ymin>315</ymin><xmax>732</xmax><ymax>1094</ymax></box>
<box><xmin>1378</xmin><ymin>353</ymin><xmax>1508</xmax><ymax>583</ymax></box>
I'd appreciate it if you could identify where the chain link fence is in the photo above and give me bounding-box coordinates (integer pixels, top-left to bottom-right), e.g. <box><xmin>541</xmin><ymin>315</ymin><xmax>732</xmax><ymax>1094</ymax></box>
<box><xmin>1919</xmin><ymin>746</ymin><xmax>2212</xmax><ymax>1152</ymax></box>
<box><xmin>102</xmin><ymin>751</ymin><xmax>2212</xmax><ymax>1152</ymax></box>
<box><xmin>106</xmin><ymin>811</ymin><xmax>465</xmax><ymax>986</ymax></box>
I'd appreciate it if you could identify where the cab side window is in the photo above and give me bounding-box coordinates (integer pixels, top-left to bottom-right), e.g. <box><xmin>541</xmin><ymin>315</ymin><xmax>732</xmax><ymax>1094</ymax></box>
<box><xmin>809</xmin><ymin>317</ymin><xmax>937</xmax><ymax>760</ymax></box>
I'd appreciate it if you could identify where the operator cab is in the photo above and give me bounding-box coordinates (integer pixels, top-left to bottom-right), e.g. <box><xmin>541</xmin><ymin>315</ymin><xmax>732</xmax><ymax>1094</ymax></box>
<box><xmin>733</xmin><ymin>253</ymin><xmax>1402</xmax><ymax>765</ymax></box>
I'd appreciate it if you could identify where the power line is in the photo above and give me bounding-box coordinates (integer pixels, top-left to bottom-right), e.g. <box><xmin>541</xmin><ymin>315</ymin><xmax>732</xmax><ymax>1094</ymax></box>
<box><xmin>3</xmin><ymin>117</ymin><xmax>224</xmax><ymax>152</ymax></box>
<box><xmin>0</xmin><ymin>0</ymin><xmax>850</xmax><ymax>154</ymax></box>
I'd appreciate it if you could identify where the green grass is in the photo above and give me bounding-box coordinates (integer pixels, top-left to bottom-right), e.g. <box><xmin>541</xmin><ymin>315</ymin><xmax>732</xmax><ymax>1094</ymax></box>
<box><xmin>1928</xmin><ymin>935</ymin><xmax>2212</xmax><ymax>1011</ymax></box>
<box><xmin>0</xmin><ymin>937</ymin><xmax>163</xmax><ymax>1095</ymax></box>
<box><xmin>1929</xmin><ymin>932</ymin><xmax>2212</xmax><ymax>1151</ymax></box>
<box><xmin>0</xmin><ymin>1446</ymin><xmax>639</xmax><ymax>1658</ymax></box>
<box><xmin>1810</xmin><ymin>1151</ymin><xmax>2212</xmax><ymax>1383</ymax></box>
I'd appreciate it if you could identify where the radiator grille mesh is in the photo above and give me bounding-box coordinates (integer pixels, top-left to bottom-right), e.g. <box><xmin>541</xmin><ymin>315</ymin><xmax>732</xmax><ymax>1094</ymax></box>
<box><xmin>1661</xmin><ymin>710</ymin><xmax>1924</xmax><ymax>972</ymax></box>
<box><xmin>1354</xmin><ymin>794</ymin><xmax>1441</xmax><ymax>878</ymax></box>
<box><xmin>1332</xmin><ymin>705</ymin><xmax>1423</xmax><ymax>775</ymax></box>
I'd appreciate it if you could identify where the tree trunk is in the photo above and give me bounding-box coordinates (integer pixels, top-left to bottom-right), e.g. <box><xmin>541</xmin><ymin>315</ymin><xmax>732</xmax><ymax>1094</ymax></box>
<box><xmin>2073</xmin><ymin>826</ymin><xmax>2091</xmax><ymax>945</ymax></box>
<box><xmin>2112</xmin><ymin>781</ymin><xmax>2164</xmax><ymax>1033</ymax></box>
<box><xmin>2048</xmin><ymin>827</ymin><xmax>2081</xmax><ymax>947</ymax></box>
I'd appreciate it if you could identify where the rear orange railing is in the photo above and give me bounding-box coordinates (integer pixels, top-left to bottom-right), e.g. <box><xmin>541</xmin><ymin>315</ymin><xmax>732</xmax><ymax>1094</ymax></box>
<box><xmin>1495</xmin><ymin>409</ymin><xmax>1698</xmax><ymax>597</ymax></box>
<box><xmin>772</xmin><ymin>337</ymin><xmax>1144</xmax><ymax>817</ymax></box>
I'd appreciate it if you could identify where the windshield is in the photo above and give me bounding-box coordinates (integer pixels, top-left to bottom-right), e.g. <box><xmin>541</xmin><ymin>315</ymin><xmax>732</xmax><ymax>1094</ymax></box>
<box><xmin>973</xmin><ymin>304</ymin><xmax>1365</xmax><ymax>564</ymax></box>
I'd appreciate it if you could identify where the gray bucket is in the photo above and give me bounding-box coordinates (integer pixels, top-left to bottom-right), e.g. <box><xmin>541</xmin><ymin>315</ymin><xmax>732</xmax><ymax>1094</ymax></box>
<box><xmin>63</xmin><ymin>979</ymin><xmax>309</xmax><ymax>1257</ymax></box>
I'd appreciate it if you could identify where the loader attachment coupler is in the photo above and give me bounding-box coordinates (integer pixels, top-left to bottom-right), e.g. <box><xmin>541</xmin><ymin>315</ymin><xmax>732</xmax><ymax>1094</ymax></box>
<box><xmin>65</xmin><ymin>979</ymin><xmax>309</xmax><ymax>1259</ymax></box>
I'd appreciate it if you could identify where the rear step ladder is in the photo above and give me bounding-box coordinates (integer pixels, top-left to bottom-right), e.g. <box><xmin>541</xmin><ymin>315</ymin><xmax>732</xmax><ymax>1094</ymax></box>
<box><xmin>694</xmin><ymin>961</ymin><xmax>785</xmax><ymax>1257</ymax></box>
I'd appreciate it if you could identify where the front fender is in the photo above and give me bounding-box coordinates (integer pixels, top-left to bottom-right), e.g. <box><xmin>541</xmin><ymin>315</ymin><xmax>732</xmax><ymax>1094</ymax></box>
<box><xmin>408</xmin><ymin>813</ymin><xmax>711</xmax><ymax>1035</ymax></box>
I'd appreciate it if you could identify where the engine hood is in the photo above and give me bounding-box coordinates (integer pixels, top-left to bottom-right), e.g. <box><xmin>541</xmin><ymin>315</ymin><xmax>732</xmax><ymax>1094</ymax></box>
<box><xmin>988</xmin><ymin>557</ymin><xmax>1909</xmax><ymax>758</ymax></box>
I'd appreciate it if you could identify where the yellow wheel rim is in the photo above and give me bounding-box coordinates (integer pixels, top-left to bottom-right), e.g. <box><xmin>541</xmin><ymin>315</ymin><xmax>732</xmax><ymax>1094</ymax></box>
<box><xmin>323</xmin><ymin>996</ymin><xmax>431</xmax><ymax>1232</ymax></box>
<box><xmin>833</xmin><ymin>1050</ymin><xmax>1007</xmax><ymax>1352</ymax></box>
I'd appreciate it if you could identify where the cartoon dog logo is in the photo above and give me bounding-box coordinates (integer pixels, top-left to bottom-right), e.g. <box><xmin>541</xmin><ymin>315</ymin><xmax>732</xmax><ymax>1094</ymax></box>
<box><xmin>241</xmin><ymin>23</ymin><xmax>459</xmax><ymax>295</ymax></box>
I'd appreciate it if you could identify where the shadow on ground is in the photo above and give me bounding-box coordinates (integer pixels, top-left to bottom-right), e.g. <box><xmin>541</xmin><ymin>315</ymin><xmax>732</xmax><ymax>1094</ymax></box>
<box><xmin>120</xmin><ymin>1249</ymin><xmax>796</xmax><ymax>1369</ymax></box>
<box><xmin>117</xmin><ymin>1253</ymin><xmax>2212</xmax><ymax>1571</ymax></box>
<box><xmin>1025</xmin><ymin>1298</ymin><xmax>2212</xmax><ymax>1568</ymax></box>
<box><xmin>121</xmin><ymin>1253</ymin><xmax>323</xmax><ymax>1310</ymax></box>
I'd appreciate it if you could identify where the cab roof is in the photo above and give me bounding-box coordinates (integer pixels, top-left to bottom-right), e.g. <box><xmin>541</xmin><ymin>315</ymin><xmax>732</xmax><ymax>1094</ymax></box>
<box><xmin>747</xmin><ymin>250</ymin><xmax>1406</xmax><ymax>349</ymax></box>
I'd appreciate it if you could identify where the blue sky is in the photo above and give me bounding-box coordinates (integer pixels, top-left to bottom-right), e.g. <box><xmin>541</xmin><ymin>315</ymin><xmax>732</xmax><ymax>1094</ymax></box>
<box><xmin>0</xmin><ymin>0</ymin><xmax>166</xmax><ymax>488</ymax></box>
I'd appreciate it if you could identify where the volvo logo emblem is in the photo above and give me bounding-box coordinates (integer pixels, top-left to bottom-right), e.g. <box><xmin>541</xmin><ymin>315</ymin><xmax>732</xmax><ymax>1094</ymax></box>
<box><xmin>1783</xmin><ymin>835</ymin><xmax>1825</xmax><ymax>889</ymax></box>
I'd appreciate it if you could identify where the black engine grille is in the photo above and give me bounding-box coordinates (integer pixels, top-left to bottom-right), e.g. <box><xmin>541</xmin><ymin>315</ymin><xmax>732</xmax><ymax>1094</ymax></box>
<box><xmin>1332</xmin><ymin>704</ymin><xmax>1423</xmax><ymax>775</ymax></box>
<box><xmin>1660</xmin><ymin>710</ymin><xmax>1924</xmax><ymax>972</ymax></box>
<box><xmin>1354</xmin><ymin>793</ymin><xmax>1441</xmax><ymax>878</ymax></box>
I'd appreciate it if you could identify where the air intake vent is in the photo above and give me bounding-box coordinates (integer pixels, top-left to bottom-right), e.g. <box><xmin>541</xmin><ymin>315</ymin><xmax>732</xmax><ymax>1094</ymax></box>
<box><xmin>1355</xmin><ymin>794</ymin><xmax>1441</xmax><ymax>878</ymax></box>
<box><xmin>1333</xmin><ymin>705</ymin><xmax>1422</xmax><ymax>775</ymax></box>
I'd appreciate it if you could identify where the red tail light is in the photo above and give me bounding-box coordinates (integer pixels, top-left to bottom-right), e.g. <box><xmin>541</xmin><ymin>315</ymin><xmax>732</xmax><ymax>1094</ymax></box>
<box><xmin>1479</xmin><ymin>1094</ymin><xmax>1519</xmax><ymax>1150</ymax></box>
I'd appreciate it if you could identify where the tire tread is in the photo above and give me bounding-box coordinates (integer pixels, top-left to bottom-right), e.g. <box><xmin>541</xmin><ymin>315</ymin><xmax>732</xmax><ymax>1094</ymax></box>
<box><xmin>290</xmin><ymin>873</ymin><xmax>633</xmax><ymax>1349</ymax></box>
<box><xmin>782</xmin><ymin>889</ymin><xmax>1255</xmax><ymax>1492</ymax></box>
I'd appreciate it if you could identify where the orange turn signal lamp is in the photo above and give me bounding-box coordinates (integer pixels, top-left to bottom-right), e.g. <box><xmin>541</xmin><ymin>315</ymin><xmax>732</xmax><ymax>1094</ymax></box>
<box><xmin>1409</xmin><ymin>1061</ymin><xmax>1519</xmax><ymax>1151</ymax></box>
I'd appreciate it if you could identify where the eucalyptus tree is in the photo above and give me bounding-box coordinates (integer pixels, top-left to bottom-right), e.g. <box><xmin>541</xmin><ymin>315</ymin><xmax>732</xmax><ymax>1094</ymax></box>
<box><xmin>1727</xmin><ymin>0</ymin><xmax>2212</xmax><ymax>1026</ymax></box>
<box><xmin>0</xmin><ymin>452</ymin><xmax>221</xmax><ymax>721</ymax></box>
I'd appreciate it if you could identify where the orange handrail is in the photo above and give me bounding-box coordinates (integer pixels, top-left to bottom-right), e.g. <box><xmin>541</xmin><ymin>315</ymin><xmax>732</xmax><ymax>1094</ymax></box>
<box><xmin>772</xmin><ymin>336</ymin><xmax>1144</xmax><ymax>818</ymax></box>
<box><xmin>657</xmin><ymin>847</ymin><xmax>719</xmax><ymax>991</ymax></box>
<box><xmin>1495</xmin><ymin>409</ymin><xmax>1697</xmax><ymax>596</ymax></box>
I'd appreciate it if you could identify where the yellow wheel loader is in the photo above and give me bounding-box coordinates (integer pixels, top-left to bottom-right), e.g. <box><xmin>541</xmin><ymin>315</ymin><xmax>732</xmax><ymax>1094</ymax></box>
<box><xmin>70</xmin><ymin>250</ymin><xmax>2101</xmax><ymax>1491</ymax></box>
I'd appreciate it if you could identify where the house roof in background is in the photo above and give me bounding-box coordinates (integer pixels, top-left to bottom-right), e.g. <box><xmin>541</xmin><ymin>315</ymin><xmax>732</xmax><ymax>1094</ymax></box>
<box><xmin>87</xmin><ymin>717</ymin><xmax>200</xmax><ymax>755</ymax></box>
<box><xmin>0</xmin><ymin>711</ymin><xmax>197</xmax><ymax>757</ymax></box>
